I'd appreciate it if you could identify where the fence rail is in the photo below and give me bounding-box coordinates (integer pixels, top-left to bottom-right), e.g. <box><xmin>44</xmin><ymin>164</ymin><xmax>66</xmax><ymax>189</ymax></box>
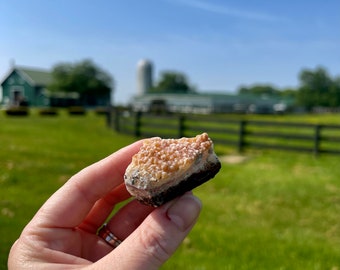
<box><xmin>109</xmin><ymin>111</ymin><xmax>340</xmax><ymax>155</ymax></box>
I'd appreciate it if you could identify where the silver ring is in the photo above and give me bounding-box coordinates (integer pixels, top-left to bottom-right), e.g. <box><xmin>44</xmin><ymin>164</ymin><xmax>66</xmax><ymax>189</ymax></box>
<box><xmin>97</xmin><ymin>224</ymin><xmax>122</xmax><ymax>248</ymax></box>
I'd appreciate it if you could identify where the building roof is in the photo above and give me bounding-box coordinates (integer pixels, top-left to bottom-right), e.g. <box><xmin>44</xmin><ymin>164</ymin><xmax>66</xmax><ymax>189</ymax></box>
<box><xmin>1</xmin><ymin>66</ymin><xmax>52</xmax><ymax>87</ymax></box>
<box><xmin>133</xmin><ymin>91</ymin><xmax>287</xmax><ymax>104</ymax></box>
<box><xmin>16</xmin><ymin>66</ymin><xmax>52</xmax><ymax>86</ymax></box>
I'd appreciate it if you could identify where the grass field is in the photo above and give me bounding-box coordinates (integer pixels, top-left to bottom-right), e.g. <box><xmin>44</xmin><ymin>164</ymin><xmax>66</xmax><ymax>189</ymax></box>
<box><xmin>1</xmin><ymin>110</ymin><xmax>340</xmax><ymax>269</ymax></box>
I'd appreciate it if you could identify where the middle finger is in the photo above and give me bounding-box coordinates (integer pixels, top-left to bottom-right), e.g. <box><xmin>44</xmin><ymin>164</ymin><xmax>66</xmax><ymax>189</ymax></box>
<box><xmin>78</xmin><ymin>183</ymin><xmax>131</xmax><ymax>233</ymax></box>
<box><xmin>105</xmin><ymin>199</ymin><xmax>155</xmax><ymax>241</ymax></box>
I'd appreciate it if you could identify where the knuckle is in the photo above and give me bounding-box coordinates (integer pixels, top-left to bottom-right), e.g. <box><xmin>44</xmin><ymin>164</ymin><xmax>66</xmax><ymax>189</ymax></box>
<box><xmin>139</xmin><ymin>225</ymin><xmax>172</xmax><ymax>265</ymax></box>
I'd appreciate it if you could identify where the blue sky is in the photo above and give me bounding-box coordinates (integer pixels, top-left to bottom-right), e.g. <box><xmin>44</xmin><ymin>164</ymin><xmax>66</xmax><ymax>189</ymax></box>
<box><xmin>0</xmin><ymin>0</ymin><xmax>339</xmax><ymax>104</ymax></box>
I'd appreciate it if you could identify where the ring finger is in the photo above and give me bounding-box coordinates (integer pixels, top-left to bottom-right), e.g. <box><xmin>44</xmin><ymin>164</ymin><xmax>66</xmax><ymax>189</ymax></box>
<box><xmin>104</xmin><ymin>199</ymin><xmax>155</xmax><ymax>241</ymax></box>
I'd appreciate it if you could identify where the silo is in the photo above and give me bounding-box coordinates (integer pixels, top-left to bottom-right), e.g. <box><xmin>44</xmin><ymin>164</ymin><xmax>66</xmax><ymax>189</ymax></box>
<box><xmin>137</xmin><ymin>59</ymin><xmax>153</xmax><ymax>95</ymax></box>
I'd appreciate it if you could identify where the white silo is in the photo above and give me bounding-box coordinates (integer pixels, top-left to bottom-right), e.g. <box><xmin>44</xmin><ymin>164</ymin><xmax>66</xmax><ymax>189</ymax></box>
<box><xmin>137</xmin><ymin>59</ymin><xmax>153</xmax><ymax>95</ymax></box>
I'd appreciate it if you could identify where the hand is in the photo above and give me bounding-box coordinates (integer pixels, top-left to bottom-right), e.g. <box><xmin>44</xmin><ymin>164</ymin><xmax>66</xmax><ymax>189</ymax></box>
<box><xmin>8</xmin><ymin>141</ymin><xmax>202</xmax><ymax>269</ymax></box>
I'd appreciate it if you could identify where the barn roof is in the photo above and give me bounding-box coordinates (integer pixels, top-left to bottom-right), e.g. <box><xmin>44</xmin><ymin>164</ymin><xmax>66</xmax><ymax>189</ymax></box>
<box><xmin>1</xmin><ymin>66</ymin><xmax>52</xmax><ymax>87</ymax></box>
<box><xmin>16</xmin><ymin>67</ymin><xmax>52</xmax><ymax>86</ymax></box>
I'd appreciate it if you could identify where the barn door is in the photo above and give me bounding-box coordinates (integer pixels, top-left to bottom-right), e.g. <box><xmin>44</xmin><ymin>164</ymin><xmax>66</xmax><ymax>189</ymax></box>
<box><xmin>10</xmin><ymin>87</ymin><xmax>25</xmax><ymax>106</ymax></box>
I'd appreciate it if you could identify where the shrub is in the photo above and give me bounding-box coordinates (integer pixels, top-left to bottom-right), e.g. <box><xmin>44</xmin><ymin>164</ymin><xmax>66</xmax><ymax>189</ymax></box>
<box><xmin>5</xmin><ymin>106</ymin><xmax>29</xmax><ymax>116</ymax></box>
<box><xmin>95</xmin><ymin>107</ymin><xmax>109</xmax><ymax>115</ymax></box>
<box><xmin>68</xmin><ymin>106</ymin><xmax>86</xmax><ymax>115</ymax></box>
<box><xmin>39</xmin><ymin>108</ymin><xmax>58</xmax><ymax>116</ymax></box>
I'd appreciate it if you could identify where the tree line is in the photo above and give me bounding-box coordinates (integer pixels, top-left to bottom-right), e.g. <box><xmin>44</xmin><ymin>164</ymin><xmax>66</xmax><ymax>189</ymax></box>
<box><xmin>49</xmin><ymin>59</ymin><xmax>339</xmax><ymax>111</ymax></box>
<box><xmin>238</xmin><ymin>67</ymin><xmax>340</xmax><ymax>111</ymax></box>
<box><xmin>148</xmin><ymin>67</ymin><xmax>340</xmax><ymax>111</ymax></box>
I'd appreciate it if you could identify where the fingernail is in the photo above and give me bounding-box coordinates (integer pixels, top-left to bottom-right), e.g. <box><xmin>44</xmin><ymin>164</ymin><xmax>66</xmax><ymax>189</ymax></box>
<box><xmin>167</xmin><ymin>193</ymin><xmax>202</xmax><ymax>231</ymax></box>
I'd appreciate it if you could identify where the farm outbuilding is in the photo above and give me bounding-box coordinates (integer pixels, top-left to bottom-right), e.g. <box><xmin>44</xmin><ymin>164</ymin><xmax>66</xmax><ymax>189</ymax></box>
<box><xmin>131</xmin><ymin>59</ymin><xmax>291</xmax><ymax>114</ymax></box>
<box><xmin>1</xmin><ymin>66</ymin><xmax>52</xmax><ymax>107</ymax></box>
<box><xmin>132</xmin><ymin>92</ymin><xmax>288</xmax><ymax>114</ymax></box>
<box><xmin>1</xmin><ymin>65</ymin><xmax>111</xmax><ymax>108</ymax></box>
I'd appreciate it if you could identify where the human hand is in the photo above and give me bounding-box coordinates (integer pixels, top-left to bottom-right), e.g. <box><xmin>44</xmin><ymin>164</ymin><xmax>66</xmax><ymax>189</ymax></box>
<box><xmin>8</xmin><ymin>141</ymin><xmax>202</xmax><ymax>269</ymax></box>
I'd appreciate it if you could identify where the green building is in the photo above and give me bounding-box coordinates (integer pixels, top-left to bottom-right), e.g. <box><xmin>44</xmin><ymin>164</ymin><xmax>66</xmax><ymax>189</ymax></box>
<box><xmin>1</xmin><ymin>65</ymin><xmax>111</xmax><ymax>107</ymax></box>
<box><xmin>1</xmin><ymin>66</ymin><xmax>52</xmax><ymax>107</ymax></box>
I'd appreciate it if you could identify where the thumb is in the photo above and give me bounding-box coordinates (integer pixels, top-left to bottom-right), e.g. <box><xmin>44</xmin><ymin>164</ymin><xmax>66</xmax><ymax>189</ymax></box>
<box><xmin>96</xmin><ymin>193</ymin><xmax>202</xmax><ymax>270</ymax></box>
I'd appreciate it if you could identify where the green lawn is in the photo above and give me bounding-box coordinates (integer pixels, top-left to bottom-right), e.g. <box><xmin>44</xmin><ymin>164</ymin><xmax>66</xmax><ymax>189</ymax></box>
<box><xmin>166</xmin><ymin>152</ymin><xmax>340</xmax><ymax>269</ymax></box>
<box><xmin>1</xmin><ymin>110</ymin><xmax>340</xmax><ymax>269</ymax></box>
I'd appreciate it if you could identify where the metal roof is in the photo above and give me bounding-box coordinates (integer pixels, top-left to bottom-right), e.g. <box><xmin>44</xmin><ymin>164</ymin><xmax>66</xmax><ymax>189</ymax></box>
<box><xmin>16</xmin><ymin>67</ymin><xmax>52</xmax><ymax>86</ymax></box>
<box><xmin>133</xmin><ymin>91</ymin><xmax>288</xmax><ymax>104</ymax></box>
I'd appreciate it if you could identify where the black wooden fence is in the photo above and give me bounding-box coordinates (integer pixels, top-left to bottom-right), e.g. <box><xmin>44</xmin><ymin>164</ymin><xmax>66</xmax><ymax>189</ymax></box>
<box><xmin>108</xmin><ymin>111</ymin><xmax>340</xmax><ymax>155</ymax></box>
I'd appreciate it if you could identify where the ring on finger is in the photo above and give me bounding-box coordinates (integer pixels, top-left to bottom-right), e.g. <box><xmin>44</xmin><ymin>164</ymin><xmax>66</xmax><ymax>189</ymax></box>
<box><xmin>97</xmin><ymin>224</ymin><xmax>122</xmax><ymax>248</ymax></box>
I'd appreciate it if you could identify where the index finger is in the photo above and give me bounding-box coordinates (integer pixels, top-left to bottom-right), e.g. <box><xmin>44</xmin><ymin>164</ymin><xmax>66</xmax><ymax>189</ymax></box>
<box><xmin>33</xmin><ymin>140</ymin><xmax>143</xmax><ymax>229</ymax></box>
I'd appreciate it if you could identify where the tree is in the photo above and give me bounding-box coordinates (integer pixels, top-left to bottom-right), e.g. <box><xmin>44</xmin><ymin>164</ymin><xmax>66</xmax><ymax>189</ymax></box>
<box><xmin>296</xmin><ymin>67</ymin><xmax>338</xmax><ymax>110</ymax></box>
<box><xmin>331</xmin><ymin>76</ymin><xmax>340</xmax><ymax>107</ymax></box>
<box><xmin>237</xmin><ymin>84</ymin><xmax>280</xmax><ymax>96</ymax></box>
<box><xmin>150</xmin><ymin>71</ymin><xmax>195</xmax><ymax>94</ymax></box>
<box><xmin>48</xmin><ymin>59</ymin><xmax>113</xmax><ymax>106</ymax></box>
<box><xmin>280</xmin><ymin>88</ymin><xmax>298</xmax><ymax>99</ymax></box>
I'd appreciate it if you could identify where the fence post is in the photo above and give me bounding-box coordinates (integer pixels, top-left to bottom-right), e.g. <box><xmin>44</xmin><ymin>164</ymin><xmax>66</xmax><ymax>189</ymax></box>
<box><xmin>238</xmin><ymin>120</ymin><xmax>247</xmax><ymax>153</ymax></box>
<box><xmin>113</xmin><ymin>107</ymin><xmax>120</xmax><ymax>132</ymax></box>
<box><xmin>106</xmin><ymin>106</ymin><xmax>112</xmax><ymax>128</ymax></box>
<box><xmin>313</xmin><ymin>124</ymin><xmax>322</xmax><ymax>156</ymax></box>
<box><xmin>178</xmin><ymin>115</ymin><xmax>185</xmax><ymax>138</ymax></box>
<box><xmin>135</xmin><ymin>111</ymin><xmax>142</xmax><ymax>137</ymax></box>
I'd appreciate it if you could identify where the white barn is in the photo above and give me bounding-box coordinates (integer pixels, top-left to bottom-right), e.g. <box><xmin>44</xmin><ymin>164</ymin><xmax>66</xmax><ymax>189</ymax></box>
<box><xmin>131</xmin><ymin>59</ymin><xmax>290</xmax><ymax>114</ymax></box>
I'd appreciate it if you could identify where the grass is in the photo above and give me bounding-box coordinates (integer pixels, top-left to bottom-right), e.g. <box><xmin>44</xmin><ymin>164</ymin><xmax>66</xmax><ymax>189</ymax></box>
<box><xmin>1</xmin><ymin>110</ymin><xmax>340</xmax><ymax>269</ymax></box>
<box><xmin>0</xmin><ymin>110</ymin><xmax>136</xmax><ymax>268</ymax></box>
<box><xmin>121</xmin><ymin>112</ymin><xmax>340</xmax><ymax>155</ymax></box>
<box><xmin>166</xmin><ymin>152</ymin><xmax>340</xmax><ymax>269</ymax></box>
